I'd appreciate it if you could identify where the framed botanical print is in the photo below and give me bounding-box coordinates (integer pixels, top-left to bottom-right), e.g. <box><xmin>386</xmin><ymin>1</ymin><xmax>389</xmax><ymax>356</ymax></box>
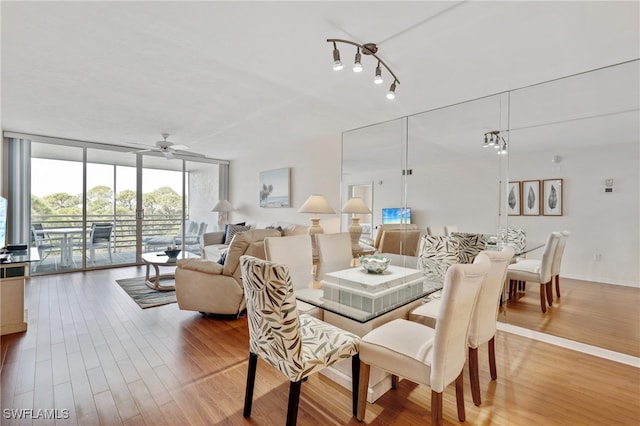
<box><xmin>522</xmin><ymin>180</ymin><xmax>541</xmax><ymax>216</ymax></box>
<box><xmin>507</xmin><ymin>181</ymin><xmax>521</xmax><ymax>216</ymax></box>
<box><xmin>543</xmin><ymin>178</ymin><xmax>563</xmax><ymax>216</ymax></box>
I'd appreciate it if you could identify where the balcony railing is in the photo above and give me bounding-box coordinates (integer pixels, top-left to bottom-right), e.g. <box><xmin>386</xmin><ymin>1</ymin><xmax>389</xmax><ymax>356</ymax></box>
<box><xmin>31</xmin><ymin>213</ymin><xmax>185</xmax><ymax>252</ymax></box>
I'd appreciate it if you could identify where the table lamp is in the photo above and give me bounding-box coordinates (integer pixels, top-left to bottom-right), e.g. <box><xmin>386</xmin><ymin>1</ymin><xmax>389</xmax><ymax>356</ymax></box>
<box><xmin>212</xmin><ymin>199</ymin><xmax>234</xmax><ymax>230</ymax></box>
<box><xmin>342</xmin><ymin>197</ymin><xmax>371</xmax><ymax>251</ymax></box>
<box><xmin>297</xmin><ymin>194</ymin><xmax>335</xmax><ymax>249</ymax></box>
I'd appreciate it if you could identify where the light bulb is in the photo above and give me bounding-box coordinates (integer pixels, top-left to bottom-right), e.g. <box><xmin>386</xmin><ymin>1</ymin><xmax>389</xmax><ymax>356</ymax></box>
<box><xmin>332</xmin><ymin>47</ymin><xmax>343</xmax><ymax>71</ymax></box>
<box><xmin>353</xmin><ymin>49</ymin><xmax>363</xmax><ymax>73</ymax></box>
<box><xmin>374</xmin><ymin>63</ymin><xmax>383</xmax><ymax>84</ymax></box>
<box><xmin>386</xmin><ymin>81</ymin><xmax>396</xmax><ymax>100</ymax></box>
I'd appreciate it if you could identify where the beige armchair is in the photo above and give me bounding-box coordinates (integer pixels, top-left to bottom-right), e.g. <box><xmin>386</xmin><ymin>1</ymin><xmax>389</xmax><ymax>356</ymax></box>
<box><xmin>175</xmin><ymin>229</ymin><xmax>281</xmax><ymax>316</ymax></box>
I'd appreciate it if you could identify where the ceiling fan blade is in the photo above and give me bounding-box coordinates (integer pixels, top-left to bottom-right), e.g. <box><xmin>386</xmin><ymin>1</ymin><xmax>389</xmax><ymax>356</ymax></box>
<box><xmin>170</xmin><ymin>144</ymin><xmax>190</xmax><ymax>150</ymax></box>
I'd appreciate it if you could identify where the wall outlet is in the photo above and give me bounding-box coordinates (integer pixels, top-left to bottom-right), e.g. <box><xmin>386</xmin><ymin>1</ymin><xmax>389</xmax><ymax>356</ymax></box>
<box><xmin>593</xmin><ymin>253</ymin><xmax>602</xmax><ymax>261</ymax></box>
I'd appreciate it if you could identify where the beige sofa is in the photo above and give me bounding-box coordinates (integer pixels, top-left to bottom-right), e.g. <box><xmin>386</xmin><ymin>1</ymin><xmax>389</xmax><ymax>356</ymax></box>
<box><xmin>373</xmin><ymin>224</ymin><xmax>422</xmax><ymax>256</ymax></box>
<box><xmin>175</xmin><ymin>228</ymin><xmax>281</xmax><ymax>316</ymax></box>
<box><xmin>200</xmin><ymin>222</ymin><xmax>308</xmax><ymax>260</ymax></box>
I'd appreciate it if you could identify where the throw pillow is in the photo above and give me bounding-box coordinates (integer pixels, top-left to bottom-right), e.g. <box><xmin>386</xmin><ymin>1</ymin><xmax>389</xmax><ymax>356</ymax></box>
<box><xmin>217</xmin><ymin>250</ymin><xmax>228</xmax><ymax>265</ymax></box>
<box><xmin>266</xmin><ymin>225</ymin><xmax>285</xmax><ymax>235</ymax></box>
<box><xmin>224</xmin><ymin>224</ymin><xmax>251</xmax><ymax>245</ymax></box>
<box><xmin>223</xmin><ymin>221</ymin><xmax>246</xmax><ymax>243</ymax></box>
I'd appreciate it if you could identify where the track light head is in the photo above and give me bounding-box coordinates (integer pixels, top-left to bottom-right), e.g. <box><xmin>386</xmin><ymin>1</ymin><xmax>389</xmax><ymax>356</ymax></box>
<box><xmin>374</xmin><ymin>62</ymin><xmax>383</xmax><ymax>84</ymax></box>
<box><xmin>386</xmin><ymin>81</ymin><xmax>397</xmax><ymax>100</ymax></box>
<box><xmin>353</xmin><ymin>48</ymin><xmax>363</xmax><ymax>73</ymax></box>
<box><xmin>332</xmin><ymin>42</ymin><xmax>343</xmax><ymax>71</ymax></box>
<box><xmin>327</xmin><ymin>38</ymin><xmax>400</xmax><ymax>99</ymax></box>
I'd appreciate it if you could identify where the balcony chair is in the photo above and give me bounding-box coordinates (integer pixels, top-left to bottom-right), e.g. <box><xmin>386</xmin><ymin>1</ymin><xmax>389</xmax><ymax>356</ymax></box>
<box><xmin>239</xmin><ymin>255</ymin><xmax>360</xmax><ymax>426</ymax></box>
<box><xmin>87</xmin><ymin>223</ymin><xmax>114</xmax><ymax>265</ymax></box>
<box><xmin>410</xmin><ymin>247</ymin><xmax>515</xmax><ymax>406</ymax></box>
<box><xmin>506</xmin><ymin>232</ymin><xmax>561</xmax><ymax>313</ymax></box>
<box><xmin>31</xmin><ymin>224</ymin><xmax>62</xmax><ymax>271</ymax></box>
<box><xmin>264</xmin><ymin>234</ymin><xmax>323</xmax><ymax>319</ymax></box>
<box><xmin>356</xmin><ymin>254</ymin><xmax>490</xmax><ymax>425</ymax></box>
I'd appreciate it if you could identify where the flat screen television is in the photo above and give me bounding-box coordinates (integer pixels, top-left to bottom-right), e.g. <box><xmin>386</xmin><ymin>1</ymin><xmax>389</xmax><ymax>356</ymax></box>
<box><xmin>381</xmin><ymin>207</ymin><xmax>411</xmax><ymax>224</ymax></box>
<box><xmin>0</xmin><ymin>196</ymin><xmax>7</xmax><ymax>249</ymax></box>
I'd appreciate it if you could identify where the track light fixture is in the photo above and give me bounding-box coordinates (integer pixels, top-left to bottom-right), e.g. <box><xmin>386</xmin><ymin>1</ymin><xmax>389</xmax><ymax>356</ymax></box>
<box><xmin>483</xmin><ymin>130</ymin><xmax>508</xmax><ymax>155</ymax></box>
<box><xmin>327</xmin><ymin>38</ymin><xmax>400</xmax><ymax>100</ymax></box>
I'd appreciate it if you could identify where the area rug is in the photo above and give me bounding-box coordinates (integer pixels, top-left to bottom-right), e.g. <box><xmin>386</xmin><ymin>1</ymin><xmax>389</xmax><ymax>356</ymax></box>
<box><xmin>115</xmin><ymin>277</ymin><xmax>177</xmax><ymax>309</ymax></box>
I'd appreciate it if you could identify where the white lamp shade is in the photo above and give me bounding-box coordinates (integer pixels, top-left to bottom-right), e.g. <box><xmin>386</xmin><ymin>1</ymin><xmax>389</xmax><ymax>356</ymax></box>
<box><xmin>212</xmin><ymin>199</ymin><xmax>233</xmax><ymax>212</ymax></box>
<box><xmin>342</xmin><ymin>197</ymin><xmax>371</xmax><ymax>214</ymax></box>
<box><xmin>297</xmin><ymin>195</ymin><xmax>335</xmax><ymax>214</ymax></box>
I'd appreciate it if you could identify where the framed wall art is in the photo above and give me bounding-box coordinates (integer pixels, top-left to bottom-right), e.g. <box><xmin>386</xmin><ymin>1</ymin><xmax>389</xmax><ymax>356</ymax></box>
<box><xmin>522</xmin><ymin>180</ymin><xmax>541</xmax><ymax>216</ymax></box>
<box><xmin>259</xmin><ymin>167</ymin><xmax>290</xmax><ymax>208</ymax></box>
<box><xmin>543</xmin><ymin>178</ymin><xmax>563</xmax><ymax>216</ymax></box>
<box><xmin>507</xmin><ymin>181</ymin><xmax>521</xmax><ymax>216</ymax></box>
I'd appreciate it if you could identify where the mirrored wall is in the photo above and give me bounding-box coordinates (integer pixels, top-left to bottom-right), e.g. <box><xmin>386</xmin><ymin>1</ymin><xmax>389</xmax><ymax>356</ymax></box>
<box><xmin>341</xmin><ymin>59</ymin><xmax>639</xmax><ymax>354</ymax></box>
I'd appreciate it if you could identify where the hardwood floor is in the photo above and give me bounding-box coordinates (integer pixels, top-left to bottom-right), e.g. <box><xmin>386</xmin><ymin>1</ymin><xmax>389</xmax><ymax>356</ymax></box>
<box><xmin>498</xmin><ymin>277</ymin><xmax>640</xmax><ymax>357</ymax></box>
<box><xmin>1</xmin><ymin>267</ymin><xmax>639</xmax><ymax>425</ymax></box>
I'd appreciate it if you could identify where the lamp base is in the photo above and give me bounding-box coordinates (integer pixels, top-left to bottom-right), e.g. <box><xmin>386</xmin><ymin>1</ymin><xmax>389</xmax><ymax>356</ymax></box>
<box><xmin>348</xmin><ymin>217</ymin><xmax>362</xmax><ymax>252</ymax></box>
<box><xmin>308</xmin><ymin>217</ymin><xmax>324</xmax><ymax>253</ymax></box>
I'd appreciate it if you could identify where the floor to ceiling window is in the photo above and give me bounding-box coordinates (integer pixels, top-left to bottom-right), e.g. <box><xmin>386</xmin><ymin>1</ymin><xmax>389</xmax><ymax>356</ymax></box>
<box><xmin>26</xmin><ymin>138</ymin><xmax>224</xmax><ymax>275</ymax></box>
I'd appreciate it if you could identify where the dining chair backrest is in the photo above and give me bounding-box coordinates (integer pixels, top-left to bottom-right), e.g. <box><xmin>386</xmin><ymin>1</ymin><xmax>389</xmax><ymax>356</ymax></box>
<box><xmin>539</xmin><ymin>232</ymin><xmax>562</xmax><ymax>283</ymax></box>
<box><xmin>240</xmin><ymin>255</ymin><xmax>304</xmax><ymax>379</ymax></box>
<box><xmin>426</xmin><ymin>226</ymin><xmax>446</xmax><ymax>236</ymax></box>
<box><xmin>431</xmin><ymin>253</ymin><xmax>489</xmax><ymax>392</ymax></box>
<box><xmin>551</xmin><ymin>230</ymin><xmax>570</xmax><ymax>276</ymax></box>
<box><xmin>315</xmin><ymin>232</ymin><xmax>353</xmax><ymax>281</ymax></box>
<box><xmin>264</xmin><ymin>234</ymin><xmax>313</xmax><ymax>291</ymax></box>
<box><xmin>468</xmin><ymin>247</ymin><xmax>515</xmax><ymax>348</ymax></box>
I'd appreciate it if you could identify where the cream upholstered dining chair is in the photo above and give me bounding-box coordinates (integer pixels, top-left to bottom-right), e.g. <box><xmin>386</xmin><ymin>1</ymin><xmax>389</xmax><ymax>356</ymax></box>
<box><xmin>356</xmin><ymin>254</ymin><xmax>490</xmax><ymax>425</ymax></box>
<box><xmin>417</xmin><ymin>234</ymin><xmax>460</xmax><ymax>286</ymax></box>
<box><xmin>506</xmin><ymin>232</ymin><xmax>561</xmax><ymax>313</ymax></box>
<box><xmin>551</xmin><ymin>230</ymin><xmax>570</xmax><ymax>298</ymax></box>
<box><xmin>264</xmin><ymin>234</ymin><xmax>323</xmax><ymax>319</ymax></box>
<box><xmin>315</xmin><ymin>232</ymin><xmax>353</xmax><ymax>282</ymax></box>
<box><xmin>239</xmin><ymin>255</ymin><xmax>360</xmax><ymax>426</ymax></box>
<box><xmin>410</xmin><ymin>247</ymin><xmax>515</xmax><ymax>406</ymax></box>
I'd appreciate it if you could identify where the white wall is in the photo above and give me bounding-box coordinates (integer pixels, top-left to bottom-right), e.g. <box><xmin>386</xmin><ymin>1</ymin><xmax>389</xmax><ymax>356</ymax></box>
<box><xmin>229</xmin><ymin>136</ymin><xmax>342</xmax><ymax>233</ymax></box>
<box><xmin>508</xmin><ymin>142</ymin><xmax>639</xmax><ymax>286</ymax></box>
<box><xmin>232</xmin><ymin>138</ymin><xmax>639</xmax><ymax>287</ymax></box>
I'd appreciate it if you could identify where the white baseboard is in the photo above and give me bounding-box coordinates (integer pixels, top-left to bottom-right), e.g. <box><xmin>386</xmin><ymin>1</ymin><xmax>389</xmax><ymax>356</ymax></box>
<box><xmin>562</xmin><ymin>273</ymin><xmax>639</xmax><ymax>288</ymax></box>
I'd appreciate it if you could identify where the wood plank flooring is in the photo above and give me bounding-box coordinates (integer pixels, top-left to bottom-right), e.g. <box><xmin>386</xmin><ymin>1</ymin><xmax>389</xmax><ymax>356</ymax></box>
<box><xmin>499</xmin><ymin>277</ymin><xmax>640</xmax><ymax>357</ymax></box>
<box><xmin>1</xmin><ymin>266</ymin><xmax>639</xmax><ymax>425</ymax></box>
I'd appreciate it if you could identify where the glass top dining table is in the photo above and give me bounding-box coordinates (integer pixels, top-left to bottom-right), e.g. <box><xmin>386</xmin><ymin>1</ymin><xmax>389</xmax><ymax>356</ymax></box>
<box><xmin>296</xmin><ymin>264</ymin><xmax>443</xmax><ymax>323</ymax></box>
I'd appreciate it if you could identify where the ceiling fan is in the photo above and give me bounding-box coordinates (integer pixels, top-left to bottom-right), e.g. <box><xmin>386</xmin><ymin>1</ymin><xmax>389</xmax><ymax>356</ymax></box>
<box><xmin>132</xmin><ymin>133</ymin><xmax>203</xmax><ymax>159</ymax></box>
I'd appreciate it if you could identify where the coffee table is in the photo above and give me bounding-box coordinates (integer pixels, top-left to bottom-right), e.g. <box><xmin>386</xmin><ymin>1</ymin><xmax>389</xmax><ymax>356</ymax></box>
<box><xmin>141</xmin><ymin>251</ymin><xmax>200</xmax><ymax>291</ymax></box>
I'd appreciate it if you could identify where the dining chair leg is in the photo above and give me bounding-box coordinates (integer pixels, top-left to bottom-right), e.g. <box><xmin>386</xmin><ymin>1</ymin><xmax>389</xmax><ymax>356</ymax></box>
<box><xmin>455</xmin><ymin>371</ymin><xmax>465</xmax><ymax>422</ymax></box>
<box><xmin>286</xmin><ymin>380</ymin><xmax>302</xmax><ymax>426</ymax></box>
<box><xmin>351</xmin><ymin>354</ymin><xmax>360</xmax><ymax>416</ymax></box>
<box><xmin>539</xmin><ymin>284</ymin><xmax>547</xmax><ymax>313</ymax></box>
<box><xmin>545</xmin><ymin>281</ymin><xmax>554</xmax><ymax>306</ymax></box>
<box><xmin>356</xmin><ymin>362</ymin><xmax>371</xmax><ymax>421</ymax></box>
<box><xmin>488</xmin><ymin>336</ymin><xmax>497</xmax><ymax>380</ymax></box>
<box><xmin>469</xmin><ymin>347</ymin><xmax>481</xmax><ymax>406</ymax></box>
<box><xmin>391</xmin><ymin>374</ymin><xmax>399</xmax><ymax>389</ymax></box>
<box><xmin>555</xmin><ymin>275</ymin><xmax>561</xmax><ymax>298</ymax></box>
<box><xmin>431</xmin><ymin>390</ymin><xmax>443</xmax><ymax>426</ymax></box>
<box><xmin>243</xmin><ymin>352</ymin><xmax>258</xmax><ymax>418</ymax></box>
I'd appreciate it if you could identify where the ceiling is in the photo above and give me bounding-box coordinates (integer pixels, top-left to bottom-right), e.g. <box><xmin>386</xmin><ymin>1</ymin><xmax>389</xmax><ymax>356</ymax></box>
<box><xmin>2</xmin><ymin>1</ymin><xmax>638</xmax><ymax>161</ymax></box>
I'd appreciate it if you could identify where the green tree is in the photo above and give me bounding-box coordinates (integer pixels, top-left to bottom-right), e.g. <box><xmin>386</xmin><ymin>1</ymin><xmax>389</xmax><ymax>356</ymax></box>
<box><xmin>42</xmin><ymin>192</ymin><xmax>81</xmax><ymax>215</ymax></box>
<box><xmin>115</xmin><ymin>189</ymin><xmax>136</xmax><ymax>214</ymax></box>
<box><xmin>31</xmin><ymin>195</ymin><xmax>53</xmax><ymax>215</ymax></box>
<box><xmin>143</xmin><ymin>186</ymin><xmax>181</xmax><ymax>215</ymax></box>
<box><xmin>87</xmin><ymin>185</ymin><xmax>113</xmax><ymax>215</ymax></box>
